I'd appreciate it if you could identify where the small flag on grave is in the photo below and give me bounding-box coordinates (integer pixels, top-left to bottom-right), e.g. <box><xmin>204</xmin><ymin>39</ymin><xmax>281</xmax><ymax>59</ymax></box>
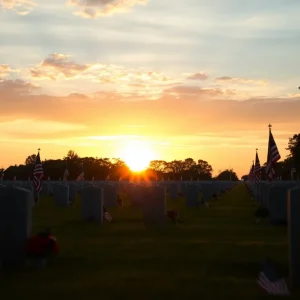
<box><xmin>167</xmin><ymin>210</ymin><xmax>182</xmax><ymax>223</ymax></box>
<box><xmin>63</xmin><ymin>160</ymin><xmax>69</xmax><ymax>182</ymax></box>
<box><xmin>257</xmin><ymin>258</ymin><xmax>290</xmax><ymax>296</ymax></box>
<box><xmin>254</xmin><ymin>149</ymin><xmax>261</xmax><ymax>183</ymax></box>
<box><xmin>33</xmin><ymin>150</ymin><xmax>44</xmax><ymax>193</ymax></box>
<box><xmin>76</xmin><ymin>163</ymin><xmax>84</xmax><ymax>181</ymax></box>
<box><xmin>103</xmin><ymin>207</ymin><xmax>112</xmax><ymax>222</ymax></box>
<box><xmin>266</xmin><ymin>124</ymin><xmax>281</xmax><ymax>181</ymax></box>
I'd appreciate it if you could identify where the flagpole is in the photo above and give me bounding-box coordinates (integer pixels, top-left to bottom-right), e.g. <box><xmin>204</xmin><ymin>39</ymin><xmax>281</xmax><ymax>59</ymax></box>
<box><xmin>37</xmin><ymin>148</ymin><xmax>41</xmax><ymax>206</ymax></box>
<box><xmin>0</xmin><ymin>166</ymin><xmax>3</xmax><ymax>183</ymax></box>
<box><xmin>65</xmin><ymin>157</ymin><xmax>68</xmax><ymax>182</ymax></box>
<box><xmin>255</xmin><ymin>148</ymin><xmax>260</xmax><ymax>202</ymax></box>
<box><xmin>81</xmin><ymin>162</ymin><xmax>83</xmax><ymax>188</ymax></box>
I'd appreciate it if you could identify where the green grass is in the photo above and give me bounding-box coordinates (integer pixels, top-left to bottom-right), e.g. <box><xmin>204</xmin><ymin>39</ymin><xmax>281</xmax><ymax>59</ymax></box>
<box><xmin>0</xmin><ymin>185</ymin><xmax>298</xmax><ymax>299</ymax></box>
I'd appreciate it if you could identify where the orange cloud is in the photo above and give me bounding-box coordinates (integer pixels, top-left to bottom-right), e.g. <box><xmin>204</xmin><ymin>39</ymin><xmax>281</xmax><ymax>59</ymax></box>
<box><xmin>216</xmin><ymin>76</ymin><xmax>268</xmax><ymax>85</ymax></box>
<box><xmin>67</xmin><ymin>0</ymin><xmax>148</xmax><ymax>18</ymax></box>
<box><xmin>30</xmin><ymin>54</ymin><xmax>175</xmax><ymax>89</ymax></box>
<box><xmin>0</xmin><ymin>79</ymin><xmax>39</xmax><ymax>95</ymax></box>
<box><xmin>1</xmin><ymin>84</ymin><xmax>299</xmax><ymax>177</ymax></box>
<box><xmin>0</xmin><ymin>64</ymin><xmax>12</xmax><ymax>77</ymax></box>
<box><xmin>1</xmin><ymin>0</ymin><xmax>35</xmax><ymax>15</ymax></box>
<box><xmin>1</xmin><ymin>81</ymin><xmax>299</xmax><ymax>135</ymax></box>
<box><xmin>163</xmin><ymin>85</ymin><xmax>241</xmax><ymax>99</ymax></box>
<box><xmin>30</xmin><ymin>53</ymin><xmax>96</xmax><ymax>80</ymax></box>
<box><xmin>186</xmin><ymin>73</ymin><xmax>208</xmax><ymax>80</ymax></box>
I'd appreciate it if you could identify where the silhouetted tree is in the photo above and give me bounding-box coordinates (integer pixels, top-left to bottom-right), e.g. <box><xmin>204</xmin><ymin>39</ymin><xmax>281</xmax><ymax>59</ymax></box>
<box><xmin>286</xmin><ymin>133</ymin><xmax>300</xmax><ymax>177</ymax></box>
<box><xmin>64</xmin><ymin>150</ymin><xmax>79</xmax><ymax>160</ymax></box>
<box><xmin>241</xmin><ymin>174</ymin><xmax>248</xmax><ymax>181</ymax></box>
<box><xmin>25</xmin><ymin>154</ymin><xmax>37</xmax><ymax>165</ymax></box>
<box><xmin>216</xmin><ymin>169</ymin><xmax>239</xmax><ymax>181</ymax></box>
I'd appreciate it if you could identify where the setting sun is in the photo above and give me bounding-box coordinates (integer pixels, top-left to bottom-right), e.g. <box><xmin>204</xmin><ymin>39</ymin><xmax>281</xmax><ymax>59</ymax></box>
<box><xmin>120</xmin><ymin>140</ymin><xmax>155</xmax><ymax>172</ymax></box>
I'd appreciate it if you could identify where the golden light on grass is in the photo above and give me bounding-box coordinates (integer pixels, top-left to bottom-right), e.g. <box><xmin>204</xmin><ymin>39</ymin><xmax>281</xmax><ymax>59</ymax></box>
<box><xmin>120</xmin><ymin>139</ymin><xmax>156</xmax><ymax>172</ymax></box>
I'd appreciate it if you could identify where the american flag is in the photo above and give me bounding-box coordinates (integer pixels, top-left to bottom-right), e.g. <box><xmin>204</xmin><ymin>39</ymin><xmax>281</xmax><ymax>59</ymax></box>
<box><xmin>63</xmin><ymin>168</ymin><xmax>69</xmax><ymax>181</ymax></box>
<box><xmin>103</xmin><ymin>207</ymin><xmax>112</xmax><ymax>222</ymax></box>
<box><xmin>76</xmin><ymin>172</ymin><xmax>84</xmax><ymax>181</ymax></box>
<box><xmin>291</xmin><ymin>165</ymin><xmax>296</xmax><ymax>179</ymax></box>
<box><xmin>257</xmin><ymin>258</ymin><xmax>290</xmax><ymax>296</ymax></box>
<box><xmin>33</xmin><ymin>152</ymin><xmax>44</xmax><ymax>192</ymax></box>
<box><xmin>254</xmin><ymin>151</ymin><xmax>261</xmax><ymax>183</ymax></box>
<box><xmin>248</xmin><ymin>162</ymin><xmax>255</xmax><ymax>182</ymax></box>
<box><xmin>266</xmin><ymin>128</ymin><xmax>281</xmax><ymax>181</ymax></box>
<box><xmin>76</xmin><ymin>163</ymin><xmax>84</xmax><ymax>181</ymax></box>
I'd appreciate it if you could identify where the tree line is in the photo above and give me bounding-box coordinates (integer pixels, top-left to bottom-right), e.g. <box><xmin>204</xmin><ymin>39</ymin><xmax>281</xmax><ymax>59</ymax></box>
<box><xmin>1</xmin><ymin>150</ymin><xmax>239</xmax><ymax>181</ymax></box>
<box><xmin>241</xmin><ymin>133</ymin><xmax>300</xmax><ymax>181</ymax></box>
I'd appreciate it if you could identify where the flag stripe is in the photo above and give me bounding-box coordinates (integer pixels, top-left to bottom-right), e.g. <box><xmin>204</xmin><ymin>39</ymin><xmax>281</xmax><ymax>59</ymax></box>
<box><xmin>104</xmin><ymin>211</ymin><xmax>112</xmax><ymax>222</ymax></box>
<box><xmin>254</xmin><ymin>152</ymin><xmax>261</xmax><ymax>183</ymax></box>
<box><xmin>33</xmin><ymin>152</ymin><xmax>44</xmax><ymax>192</ymax></box>
<box><xmin>266</xmin><ymin>130</ymin><xmax>281</xmax><ymax>181</ymax></box>
<box><xmin>257</xmin><ymin>259</ymin><xmax>290</xmax><ymax>296</ymax></box>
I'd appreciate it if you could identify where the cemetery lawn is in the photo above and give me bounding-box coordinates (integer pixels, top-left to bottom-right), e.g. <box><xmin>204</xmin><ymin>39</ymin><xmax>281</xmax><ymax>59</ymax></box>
<box><xmin>1</xmin><ymin>185</ymin><xmax>299</xmax><ymax>299</ymax></box>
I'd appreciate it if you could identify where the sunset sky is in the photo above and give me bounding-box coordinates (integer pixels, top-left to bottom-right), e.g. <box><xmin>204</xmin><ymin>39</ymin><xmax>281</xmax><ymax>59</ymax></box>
<box><xmin>1</xmin><ymin>0</ymin><xmax>300</xmax><ymax>177</ymax></box>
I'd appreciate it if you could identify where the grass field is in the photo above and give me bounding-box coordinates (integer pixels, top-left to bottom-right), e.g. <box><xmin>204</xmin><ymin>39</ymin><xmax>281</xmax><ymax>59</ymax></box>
<box><xmin>1</xmin><ymin>184</ymin><xmax>297</xmax><ymax>299</ymax></box>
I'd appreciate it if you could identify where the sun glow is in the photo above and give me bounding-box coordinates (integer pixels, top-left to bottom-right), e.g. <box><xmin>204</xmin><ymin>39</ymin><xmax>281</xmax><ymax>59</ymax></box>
<box><xmin>120</xmin><ymin>140</ymin><xmax>155</xmax><ymax>172</ymax></box>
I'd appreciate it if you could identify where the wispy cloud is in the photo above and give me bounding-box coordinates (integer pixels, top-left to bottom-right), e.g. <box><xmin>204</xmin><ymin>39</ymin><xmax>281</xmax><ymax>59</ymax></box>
<box><xmin>216</xmin><ymin>76</ymin><xmax>268</xmax><ymax>85</ymax></box>
<box><xmin>0</xmin><ymin>0</ymin><xmax>36</xmax><ymax>15</ymax></box>
<box><xmin>0</xmin><ymin>64</ymin><xmax>12</xmax><ymax>77</ymax></box>
<box><xmin>163</xmin><ymin>85</ymin><xmax>241</xmax><ymax>99</ymax></box>
<box><xmin>186</xmin><ymin>73</ymin><xmax>208</xmax><ymax>80</ymax></box>
<box><xmin>30</xmin><ymin>53</ymin><xmax>174</xmax><ymax>85</ymax></box>
<box><xmin>0</xmin><ymin>119</ymin><xmax>86</xmax><ymax>136</ymax></box>
<box><xmin>0</xmin><ymin>79</ymin><xmax>39</xmax><ymax>95</ymax></box>
<box><xmin>67</xmin><ymin>0</ymin><xmax>148</xmax><ymax>18</ymax></box>
<box><xmin>30</xmin><ymin>53</ymin><xmax>97</xmax><ymax>80</ymax></box>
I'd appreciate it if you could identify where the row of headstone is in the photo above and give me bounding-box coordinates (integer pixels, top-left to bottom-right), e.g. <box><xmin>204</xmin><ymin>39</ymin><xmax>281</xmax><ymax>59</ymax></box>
<box><xmin>247</xmin><ymin>180</ymin><xmax>300</xmax><ymax>224</ymax></box>
<box><xmin>246</xmin><ymin>180</ymin><xmax>300</xmax><ymax>286</ymax></box>
<box><xmin>0</xmin><ymin>187</ymin><xmax>32</xmax><ymax>268</ymax></box>
<box><xmin>0</xmin><ymin>180</ymin><xmax>237</xmax><ymax>269</ymax></box>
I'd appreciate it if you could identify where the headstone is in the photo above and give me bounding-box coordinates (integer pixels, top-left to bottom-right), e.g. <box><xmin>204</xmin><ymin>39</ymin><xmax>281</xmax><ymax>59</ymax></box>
<box><xmin>186</xmin><ymin>185</ymin><xmax>199</xmax><ymax>207</ymax></box>
<box><xmin>69</xmin><ymin>184</ymin><xmax>77</xmax><ymax>204</ymax></box>
<box><xmin>41</xmin><ymin>183</ymin><xmax>49</xmax><ymax>196</ymax></box>
<box><xmin>288</xmin><ymin>187</ymin><xmax>300</xmax><ymax>285</ymax></box>
<box><xmin>129</xmin><ymin>185</ymin><xmax>144</xmax><ymax>206</ymax></box>
<box><xmin>179</xmin><ymin>182</ymin><xmax>186</xmax><ymax>196</ymax></box>
<box><xmin>142</xmin><ymin>187</ymin><xmax>166</xmax><ymax>226</ymax></box>
<box><xmin>268</xmin><ymin>185</ymin><xmax>289</xmax><ymax>225</ymax></box>
<box><xmin>0</xmin><ymin>187</ymin><xmax>32</xmax><ymax>268</ymax></box>
<box><xmin>22</xmin><ymin>185</ymin><xmax>35</xmax><ymax>208</ymax></box>
<box><xmin>202</xmin><ymin>184</ymin><xmax>212</xmax><ymax>201</ymax></box>
<box><xmin>54</xmin><ymin>184</ymin><xmax>69</xmax><ymax>207</ymax></box>
<box><xmin>168</xmin><ymin>183</ymin><xmax>178</xmax><ymax>200</ymax></box>
<box><xmin>48</xmin><ymin>184</ymin><xmax>55</xmax><ymax>196</ymax></box>
<box><xmin>103</xmin><ymin>185</ymin><xmax>117</xmax><ymax>207</ymax></box>
<box><xmin>81</xmin><ymin>186</ymin><xmax>104</xmax><ymax>223</ymax></box>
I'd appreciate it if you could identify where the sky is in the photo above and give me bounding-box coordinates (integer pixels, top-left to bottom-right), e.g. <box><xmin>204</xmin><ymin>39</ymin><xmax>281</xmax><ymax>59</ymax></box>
<box><xmin>1</xmin><ymin>0</ymin><xmax>300</xmax><ymax>177</ymax></box>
